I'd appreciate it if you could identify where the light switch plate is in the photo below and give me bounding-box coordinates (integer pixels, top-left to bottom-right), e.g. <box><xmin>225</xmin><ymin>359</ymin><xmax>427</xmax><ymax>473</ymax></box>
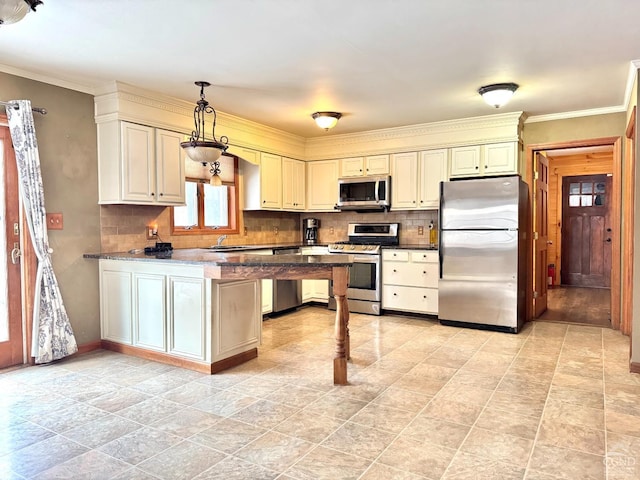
<box><xmin>46</xmin><ymin>213</ymin><xmax>63</xmax><ymax>230</ymax></box>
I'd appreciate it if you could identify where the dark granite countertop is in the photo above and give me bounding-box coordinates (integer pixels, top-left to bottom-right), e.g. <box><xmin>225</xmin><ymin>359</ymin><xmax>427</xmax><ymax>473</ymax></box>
<box><xmin>84</xmin><ymin>248</ymin><xmax>352</xmax><ymax>267</ymax></box>
<box><xmin>384</xmin><ymin>244</ymin><xmax>439</xmax><ymax>251</ymax></box>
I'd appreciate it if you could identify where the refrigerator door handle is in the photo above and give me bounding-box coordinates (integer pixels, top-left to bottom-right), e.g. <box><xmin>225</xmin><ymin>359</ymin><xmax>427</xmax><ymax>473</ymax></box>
<box><xmin>438</xmin><ymin>188</ymin><xmax>444</xmax><ymax>279</ymax></box>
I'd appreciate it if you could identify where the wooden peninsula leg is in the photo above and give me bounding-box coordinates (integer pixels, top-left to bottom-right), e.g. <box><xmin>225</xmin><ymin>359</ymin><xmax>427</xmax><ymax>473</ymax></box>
<box><xmin>332</xmin><ymin>266</ymin><xmax>350</xmax><ymax>385</ymax></box>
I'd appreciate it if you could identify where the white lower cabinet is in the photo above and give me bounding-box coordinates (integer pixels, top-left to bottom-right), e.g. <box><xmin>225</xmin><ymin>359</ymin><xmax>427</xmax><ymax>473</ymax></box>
<box><xmin>301</xmin><ymin>246</ymin><xmax>329</xmax><ymax>303</ymax></box>
<box><xmin>168</xmin><ymin>275</ymin><xmax>206</xmax><ymax>359</ymax></box>
<box><xmin>101</xmin><ymin>269</ymin><xmax>133</xmax><ymax>344</ymax></box>
<box><xmin>213</xmin><ymin>280</ymin><xmax>261</xmax><ymax>361</ymax></box>
<box><xmin>133</xmin><ymin>273</ymin><xmax>166</xmax><ymax>351</ymax></box>
<box><xmin>99</xmin><ymin>259</ymin><xmax>260</xmax><ymax>364</ymax></box>
<box><xmin>382</xmin><ymin>249</ymin><xmax>439</xmax><ymax>315</ymax></box>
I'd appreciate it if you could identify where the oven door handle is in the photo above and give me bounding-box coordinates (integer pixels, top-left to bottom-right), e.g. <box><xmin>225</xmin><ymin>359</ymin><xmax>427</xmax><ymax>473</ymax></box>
<box><xmin>352</xmin><ymin>254</ymin><xmax>379</xmax><ymax>262</ymax></box>
<box><xmin>374</xmin><ymin>180</ymin><xmax>380</xmax><ymax>203</ymax></box>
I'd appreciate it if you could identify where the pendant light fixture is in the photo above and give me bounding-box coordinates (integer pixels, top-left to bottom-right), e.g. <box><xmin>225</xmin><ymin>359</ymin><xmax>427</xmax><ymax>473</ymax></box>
<box><xmin>181</xmin><ymin>81</ymin><xmax>229</xmax><ymax>166</ymax></box>
<box><xmin>478</xmin><ymin>83</ymin><xmax>519</xmax><ymax>108</ymax></box>
<box><xmin>311</xmin><ymin>111</ymin><xmax>342</xmax><ymax>131</ymax></box>
<box><xmin>209</xmin><ymin>160</ymin><xmax>222</xmax><ymax>186</ymax></box>
<box><xmin>0</xmin><ymin>0</ymin><xmax>43</xmax><ymax>25</ymax></box>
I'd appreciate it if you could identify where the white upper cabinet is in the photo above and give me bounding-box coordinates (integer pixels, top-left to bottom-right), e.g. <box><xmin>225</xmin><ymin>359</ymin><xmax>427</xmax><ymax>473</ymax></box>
<box><xmin>483</xmin><ymin>142</ymin><xmax>518</xmax><ymax>175</ymax></box>
<box><xmin>282</xmin><ymin>157</ymin><xmax>305</xmax><ymax>210</ymax></box>
<box><xmin>450</xmin><ymin>142</ymin><xmax>518</xmax><ymax>178</ymax></box>
<box><xmin>391</xmin><ymin>150</ymin><xmax>447</xmax><ymax>210</ymax></box>
<box><xmin>98</xmin><ymin>121</ymin><xmax>185</xmax><ymax>205</ymax></box>
<box><xmin>449</xmin><ymin>145</ymin><xmax>481</xmax><ymax>177</ymax></box>
<box><xmin>340</xmin><ymin>155</ymin><xmax>390</xmax><ymax>177</ymax></box>
<box><xmin>260</xmin><ymin>152</ymin><xmax>283</xmax><ymax>209</ymax></box>
<box><xmin>243</xmin><ymin>152</ymin><xmax>282</xmax><ymax>210</ymax></box>
<box><xmin>419</xmin><ymin>149</ymin><xmax>448</xmax><ymax>209</ymax></box>
<box><xmin>155</xmin><ymin>129</ymin><xmax>187</xmax><ymax>204</ymax></box>
<box><xmin>307</xmin><ymin>160</ymin><xmax>339</xmax><ymax>211</ymax></box>
<box><xmin>391</xmin><ymin>152</ymin><xmax>419</xmax><ymax>209</ymax></box>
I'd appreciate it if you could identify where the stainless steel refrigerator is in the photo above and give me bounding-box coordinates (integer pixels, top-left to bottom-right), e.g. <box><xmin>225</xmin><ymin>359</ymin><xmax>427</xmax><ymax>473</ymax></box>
<box><xmin>438</xmin><ymin>175</ymin><xmax>528</xmax><ymax>333</ymax></box>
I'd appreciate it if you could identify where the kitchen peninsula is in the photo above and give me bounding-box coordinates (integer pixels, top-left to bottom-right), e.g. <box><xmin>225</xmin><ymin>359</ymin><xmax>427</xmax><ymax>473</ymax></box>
<box><xmin>85</xmin><ymin>250</ymin><xmax>354</xmax><ymax>385</ymax></box>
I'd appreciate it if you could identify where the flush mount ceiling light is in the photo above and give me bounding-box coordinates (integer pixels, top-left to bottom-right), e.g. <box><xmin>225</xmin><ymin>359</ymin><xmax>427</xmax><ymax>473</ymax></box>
<box><xmin>311</xmin><ymin>111</ymin><xmax>342</xmax><ymax>131</ymax></box>
<box><xmin>478</xmin><ymin>83</ymin><xmax>519</xmax><ymax>108</ymax></box>
<box><xmin>0</xmin><ymin>0</ymin><xmax>42</xmax><ymax>25</ymax></box>
<box><xmin>181</xmin><ymin>81</ymin><xmax>229</xmax><ymax>166</ymax></box>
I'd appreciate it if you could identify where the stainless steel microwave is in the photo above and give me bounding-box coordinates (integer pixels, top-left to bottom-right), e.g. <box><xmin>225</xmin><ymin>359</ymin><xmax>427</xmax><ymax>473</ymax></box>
<box><xmin>336</xmin><ymin>175</ymin><xmax>391</xmax><ymax>211</ymax></box>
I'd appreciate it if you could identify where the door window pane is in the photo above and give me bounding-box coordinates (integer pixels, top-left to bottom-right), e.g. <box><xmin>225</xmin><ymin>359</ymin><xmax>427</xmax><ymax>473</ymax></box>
<box><xmin>595</xmin><ymin>194</ymin><xmax>605</xmax><ymax>206</ymax></box>
<box><xmin>569</xmin><ymin>195</ymin><xmax>580</xmax><ymax>207</ymax></box>
<box><xmin>581</xmin><ymin>195</ymin><xmax>593</xmax><ymax>207</ymax></box>
<box><xmin>569</xmin><ymin>183</ymin><xmax>581</xmax><ymax>194</ymax></box>
<box><xmin>595</xmin><ymin>182</ymin><xmax>606</xmax><ymax>193</ymax></box>
<box><xmin>581</xmin><ymin>183</ymin><xmax>593</xmax><ymax>194</ymax></box>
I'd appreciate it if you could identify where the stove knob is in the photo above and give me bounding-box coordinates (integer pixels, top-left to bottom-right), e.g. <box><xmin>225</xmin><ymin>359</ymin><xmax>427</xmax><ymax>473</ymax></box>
<box><xmin>349</xmin><ymin>245</ymin><xmax>356</xmax><ymax>250</ymax></box>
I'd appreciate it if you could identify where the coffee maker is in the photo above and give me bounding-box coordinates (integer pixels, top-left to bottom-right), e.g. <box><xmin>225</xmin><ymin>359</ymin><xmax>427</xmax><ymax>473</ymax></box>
<box><xmin>303</xmin><ymin>218</ymin><xmax>320</xmax><ymax>245</ymax></box>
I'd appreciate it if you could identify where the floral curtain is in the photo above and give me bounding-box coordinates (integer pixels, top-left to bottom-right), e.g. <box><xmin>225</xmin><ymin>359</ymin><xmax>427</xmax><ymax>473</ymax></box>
<box><xmin>7</xmin><ymin>100</ymin><xmax>77</xmax><ymax>363</ymax></box>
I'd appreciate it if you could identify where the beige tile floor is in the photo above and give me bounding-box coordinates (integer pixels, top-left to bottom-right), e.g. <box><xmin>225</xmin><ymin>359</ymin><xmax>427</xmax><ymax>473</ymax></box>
<box><xmin>1</xmin><ymin>307</ymin><xmax>640</xmax><ymax>480</ymax></box>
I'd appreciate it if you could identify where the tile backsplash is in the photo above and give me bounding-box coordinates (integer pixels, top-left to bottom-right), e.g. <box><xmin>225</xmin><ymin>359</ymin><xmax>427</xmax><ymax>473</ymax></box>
<box><xmin>99</xmin><ymin>205</ymin><xmax>300</xmax><ymax>252</ymax></box>
<box><xmin>99</xmin><ymin>205</ymin><xmax>437</xmax><ymax>252</ymax></box>
<box><xmin>305</xmin><ymin>210</ymin><xmax>438</xmax><ymax>245</ymax></box>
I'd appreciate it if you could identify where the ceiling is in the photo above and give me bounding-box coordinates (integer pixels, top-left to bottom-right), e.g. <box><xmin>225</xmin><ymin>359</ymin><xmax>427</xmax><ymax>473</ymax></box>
<box><xmin>1</xmin><ymin>0</ymin><xmax>640</xmax><ymax>138</ymax></box>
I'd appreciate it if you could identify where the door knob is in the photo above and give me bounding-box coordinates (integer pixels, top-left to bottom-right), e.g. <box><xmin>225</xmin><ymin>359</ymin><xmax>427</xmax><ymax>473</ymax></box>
<box><xmin>606</xmin><ymin>228</ymin><xmax>612</xmax><ymax>232</ymax></box>
<box><xmin>606</xmin><ymin>238</ymin><xmax>611</xmax><ymax>243</ymax></box>
<box><xmin>547</xmin><ymin>240</ymin><xmax>553</xmax><ymax>245</ymax></box>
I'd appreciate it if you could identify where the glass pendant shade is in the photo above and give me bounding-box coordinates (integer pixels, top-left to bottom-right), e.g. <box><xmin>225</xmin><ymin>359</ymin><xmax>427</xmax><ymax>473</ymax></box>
<box><xmin>478</xmin><ymin>83</ymin><xmax>519</xmax><ymax>108</ymax></box>
<box><xmin>311</xmin><ymin>111</ymin><xmax>342</xmax><ymax>130</ymax></box>
<box><xmin>181</xmin><ymin>141</ymin><xmax>224</xmax><ymax>164</ymax></box>
<box><xmin>0</xmin><ymin>0</ymin><xmax>41</xmax><ymax>25</ymax></box>
<box><xmin>210</xmin><ymin>173</ymin><xmax>222</xmax><ymax>186</ymax></box>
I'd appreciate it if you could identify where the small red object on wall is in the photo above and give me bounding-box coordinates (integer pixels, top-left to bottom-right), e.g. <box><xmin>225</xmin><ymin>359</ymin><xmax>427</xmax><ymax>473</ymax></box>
<box><xmin>547</xmin><ymin>264</ymin><xmax>555</xmax><ymax>288</ymax></box>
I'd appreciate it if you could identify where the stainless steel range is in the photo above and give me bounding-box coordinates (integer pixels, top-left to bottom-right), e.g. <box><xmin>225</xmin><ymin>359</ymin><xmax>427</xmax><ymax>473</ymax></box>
<box><xmin>328</xmin><ymin>223</ymin><xmax>399</xmax><ymax>315</ymax></box>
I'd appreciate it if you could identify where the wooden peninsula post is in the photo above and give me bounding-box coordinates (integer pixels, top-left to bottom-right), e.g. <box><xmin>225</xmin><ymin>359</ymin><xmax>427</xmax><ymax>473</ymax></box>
<box><xmin>332</xmin><ymin>265</ymin><xmax>350</xmax><ymax>385</ymax></box>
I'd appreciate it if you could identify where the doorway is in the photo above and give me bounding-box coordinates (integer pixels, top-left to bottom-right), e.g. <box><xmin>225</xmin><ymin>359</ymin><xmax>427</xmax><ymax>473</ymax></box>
<box><xmin>0</xmin><ymin>122</ymin><xmax>24</xmax><ymax>368</ymax></box>
<box><xmin>526</xmin><ymin>138</ymin><xmax>620</xmax><ymax>328</ymax></box>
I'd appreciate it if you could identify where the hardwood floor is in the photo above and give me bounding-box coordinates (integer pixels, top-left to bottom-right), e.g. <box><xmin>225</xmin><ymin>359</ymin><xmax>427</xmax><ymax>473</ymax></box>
<box><xmin>538</xmin><ymin>285</ymin><xmax>611</xmax><ymax>327</ymax></box>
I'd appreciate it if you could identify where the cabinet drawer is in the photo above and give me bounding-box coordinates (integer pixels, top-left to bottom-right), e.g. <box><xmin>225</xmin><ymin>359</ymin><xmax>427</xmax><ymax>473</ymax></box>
<box><xmin>383</xmin><ymin>262</ymin><xmax>438</xmax><ymax>288</ymax></box>
<box><xmin>382</xmin><ymin>250</ymin><xmax>409</xmax><ymax>261</ymax></box>
<box><xmin>410</xmin><ymin>251</ymin><xmax>438</xmax><ymax>263</ymax></box>
<box><xmin>383</xmin><ymin>285</ymin><xmax>438</xmax><ymax>314</ymax></box>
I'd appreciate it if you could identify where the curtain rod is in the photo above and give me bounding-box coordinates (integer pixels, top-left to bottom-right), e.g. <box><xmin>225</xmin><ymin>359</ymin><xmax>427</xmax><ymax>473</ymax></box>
<box><xmin>0</xmin><ymin>100</ymin><xmax>47</xmax><ymax>115</ymax></box>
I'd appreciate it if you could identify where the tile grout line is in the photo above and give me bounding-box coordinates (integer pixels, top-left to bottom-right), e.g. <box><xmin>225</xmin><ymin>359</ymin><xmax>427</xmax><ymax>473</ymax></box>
<box><xmin>522</xmin><ymin>323</ymin><xmax>569</xmax><ymax>479</ymax></box>
<box><xmin>438</xmin><ymin>326</ymin><xmax>535</xmax><ymax>479</ymax></box>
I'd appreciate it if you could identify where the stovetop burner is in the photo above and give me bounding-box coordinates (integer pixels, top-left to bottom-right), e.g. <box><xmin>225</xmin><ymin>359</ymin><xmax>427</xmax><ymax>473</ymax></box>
<box><xmin>328</xmin><ymin>223</ymin><xmax>399</xmax><ymax>254</ymax></box>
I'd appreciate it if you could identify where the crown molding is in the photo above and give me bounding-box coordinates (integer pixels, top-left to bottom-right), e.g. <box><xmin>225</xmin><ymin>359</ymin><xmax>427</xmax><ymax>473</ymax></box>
<box><xmin>623</xmin><ymin>59</ymin><xmax>640</xmax><ymax>110</ymax></box>
<box><xmin>305</xmin><ymin>111</ymin><xmax>525</xmax><ymax>160</ymax></box>
<box><xmin>525</xmin><ymin>105</ymin><xmax>626</xmax><ymax>124</ymax></box>
<box><xmin>94</xmin><ymin>81</ymin><xmax>306</xmax><ymax>159</ymax></box>
<box><xmin>0</xmin><ymin>63</ymin><xmax>95</xmax><ymax>94</ymax></box>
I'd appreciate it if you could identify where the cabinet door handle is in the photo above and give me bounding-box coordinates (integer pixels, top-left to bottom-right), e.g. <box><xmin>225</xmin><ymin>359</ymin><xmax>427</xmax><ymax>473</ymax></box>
<box><xmin>393</xmin><ymin>293</ymin><xmax>397</xmax><ymax>296</ymax></box>
<box><xmin>159</xmin><ymin>193</ymin><xmax>164</xmax><ymax>196</ymax></box>
<box><xmin>151</xmin><ymin>192</ymin><xmax>155</xmax><ymax>196</ymax></box>
<box><xmin>423</xmin><ymin>271</ymin><xmax>426</xmax><ymax>274</ymax></box>
<box><xmin>393</xmin><ymin>269</ymin><xmax>397</xmax><ymax>273</ymax></box>
<box><xmin>475</xmin><ymin>166</ymin><xmax>479</xmax><ymax>170</ymax></box>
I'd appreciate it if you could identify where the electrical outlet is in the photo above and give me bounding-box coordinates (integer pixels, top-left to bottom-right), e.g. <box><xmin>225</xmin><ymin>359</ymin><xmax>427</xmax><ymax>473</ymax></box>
<box><xmin>146</xmin><ymin>224</ymin><xmax>158</xmax><ymax>240</ymax></box>
<box><xmin>274</xmin><ymin>226</ymin><xmax>279</xmax><ymax>236</ymax></box>
<box><xmin>244</xmin><ymin>226</ymin><xmax>248</xmax><ymax>236</ymax></box>
<box><xmin>418</xmin><ymin>226</ymin><xmax>424</xmax><ymax>235</ymax></box>
<box><xmin>330</xmin><ymin>227</ymin><xmax>334</xmax><ymax>235</ymax></box>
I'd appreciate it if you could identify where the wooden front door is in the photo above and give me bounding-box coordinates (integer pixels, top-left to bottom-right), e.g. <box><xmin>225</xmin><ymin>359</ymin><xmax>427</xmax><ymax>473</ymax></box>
<box><xmin>0</xmin><ymin>124</ymin><xmax>24</xmax><ymax>368</ymax></box>
<box><xmin>561</xmin><ymin>174</ymin><xmax>612</xmax><ymax>287</ymax></box>
<box><xmin>534</xmin><ymin>152</ymin><xmax>550</xmax><ymax>317</ymax></box>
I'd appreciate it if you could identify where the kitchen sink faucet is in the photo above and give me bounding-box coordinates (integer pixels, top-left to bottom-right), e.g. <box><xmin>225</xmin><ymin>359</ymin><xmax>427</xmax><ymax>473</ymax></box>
<box><xmin>216</xmin><ymin>235</ymin><xmax>227</xmax><ymax>246</ymax></box>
